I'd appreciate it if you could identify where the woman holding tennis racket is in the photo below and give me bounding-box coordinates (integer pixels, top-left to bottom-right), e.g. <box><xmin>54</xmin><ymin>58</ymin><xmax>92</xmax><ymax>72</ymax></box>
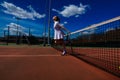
<box><xmin>53</xmin><ymin>16</ymin><xmax>70</xmax><ymax>56</ymax></box>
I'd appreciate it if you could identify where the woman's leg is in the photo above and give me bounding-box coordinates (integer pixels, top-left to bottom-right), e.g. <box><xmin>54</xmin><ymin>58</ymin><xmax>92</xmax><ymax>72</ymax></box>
<box><xmin>62</xmin><ymin>40</ymin><xmax>66</xmax><ymax>50</ymax></box>
<box><xmin>61</xmin><ymin>39</ymin><xmax>66</xmax><ymax>55</ymax></box>
<box><xmin>55</xmin><ymin>39</ymin><xmax>66</xmax><ymax>55</ymax></box>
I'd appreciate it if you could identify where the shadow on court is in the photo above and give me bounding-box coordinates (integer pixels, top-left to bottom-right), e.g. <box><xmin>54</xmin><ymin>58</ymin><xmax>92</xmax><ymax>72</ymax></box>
<box><xmin>0</xmin><ymin>46</ymin><xmax>119</xmax><ymax>80</ymax></box>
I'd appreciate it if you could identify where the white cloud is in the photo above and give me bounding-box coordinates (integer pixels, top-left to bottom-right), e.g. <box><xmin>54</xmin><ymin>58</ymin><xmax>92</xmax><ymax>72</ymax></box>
<box><xmin>52</xmin><ymin>3</ymin><xmax>90</xmax><ymax>18</ymax></box>
<box><xmin>75</xmin><ymin>15</ymin><xmax>79</xmax><ymax>18</ymax></box>
<box><xmin>61</xmin><ymin>21</ymin><xmax>68</xmax><ymax>26</ymax></box>
<box><xmin>64</xmin><ymin>21</ymin><xmax>68</xmax><ymax>24</ymax></box>
<box><xmin>7</xmin><ymin>23</ymin><xmax>26</xmax><ymax>31</ymax></box>
<box><xmin>27</xmin><ymin>5</ymin><xmax>45</xmax><ymax>19</ymax></box>
<box><xmin>1</xmin><ymin>1</ymin><xmax>45</xmax><ymax>20</ymax></box>
<box><xmin>4</xmin><ymin>23</ymin><xmax>28</xmax><ymax>35</ymax></box>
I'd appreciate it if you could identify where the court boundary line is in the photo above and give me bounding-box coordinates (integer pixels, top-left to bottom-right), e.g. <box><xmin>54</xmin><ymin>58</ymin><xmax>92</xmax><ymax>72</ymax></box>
<box><xmin>0</xmin><ymin>55</ymin><xmax>61</xmax><ymax>57</ymax></box>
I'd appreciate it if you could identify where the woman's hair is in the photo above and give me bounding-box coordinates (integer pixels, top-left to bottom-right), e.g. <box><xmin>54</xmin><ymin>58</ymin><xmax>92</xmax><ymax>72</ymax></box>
<box><xmin>53</xmin><ymin>16</ymin><xmax>60</xmax><ymax>22</ymax></box>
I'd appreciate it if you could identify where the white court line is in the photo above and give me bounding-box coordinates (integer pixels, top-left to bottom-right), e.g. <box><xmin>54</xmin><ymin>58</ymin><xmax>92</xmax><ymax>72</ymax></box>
<box><xmin>0</xmin><ymin>55</ymin><xmax>60</xmax><ymax>57</ymax></box>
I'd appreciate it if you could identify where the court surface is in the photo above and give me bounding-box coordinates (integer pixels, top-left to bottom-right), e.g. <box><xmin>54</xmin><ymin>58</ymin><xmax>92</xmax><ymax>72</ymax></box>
<box><xmin>0</xmin><ymin>46</ymin><xmax>119</xmax><ymax>80</ymax></box>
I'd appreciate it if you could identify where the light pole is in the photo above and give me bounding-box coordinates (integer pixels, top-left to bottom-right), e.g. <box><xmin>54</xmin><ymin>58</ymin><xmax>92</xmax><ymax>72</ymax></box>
<box><xmin>14</xmin><ymin>17</ymin><xmax>21</xmax><ymax>44</ymax></box>
<box><xmin>29</xmin><ymin>27</ymin><xmax>31</xmax><ymax>37</ymax></box>
<box><xmin>7</xmin><ymin>26</ymin><xmax>10</xmax><ymax>45</ymax></box>
<box><xmin>43</xmin><ymin>25</ymin><xmax>46</xmax><ymax>46</ymax></box>
<box><xmin>47</xmin><ymin>0</ymin><xmax>51</xmax><ymax>46</ymax></box>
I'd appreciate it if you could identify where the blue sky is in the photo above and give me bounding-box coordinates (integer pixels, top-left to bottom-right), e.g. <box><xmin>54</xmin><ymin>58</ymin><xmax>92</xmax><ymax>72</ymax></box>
<box><xmin>0</xmin><ymin>0</ymin><xmax>120</xmax><ymax>37</ymax></box>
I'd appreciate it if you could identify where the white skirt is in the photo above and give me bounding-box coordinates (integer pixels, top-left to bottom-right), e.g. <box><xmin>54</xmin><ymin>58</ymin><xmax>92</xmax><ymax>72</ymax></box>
<box><xmin>54</xmin><ymin>30</ymin><xmax>64</xmax><ymax>39</ymax></box>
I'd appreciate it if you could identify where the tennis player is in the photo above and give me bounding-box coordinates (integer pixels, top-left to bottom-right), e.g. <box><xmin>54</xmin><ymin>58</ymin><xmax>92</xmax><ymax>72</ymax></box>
<box><xmin>53</xmin><ymin>16</ymin><xmax>70</xmax><ymax>56</ymax></box>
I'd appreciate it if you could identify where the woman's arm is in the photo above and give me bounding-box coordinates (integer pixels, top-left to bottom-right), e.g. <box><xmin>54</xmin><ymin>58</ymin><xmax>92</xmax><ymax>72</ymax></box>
<box><xmin>60</xmin><ymin>25</ymin><xmax>71</xmax><ymax>33</ymax></box>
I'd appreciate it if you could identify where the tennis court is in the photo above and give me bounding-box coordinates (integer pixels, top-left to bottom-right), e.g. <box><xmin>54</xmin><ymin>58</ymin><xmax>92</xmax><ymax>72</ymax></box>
<box><xmin>0</xmin><ymin>46</ymin><xmax>119</xmax><ymax>80</ymax></box>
